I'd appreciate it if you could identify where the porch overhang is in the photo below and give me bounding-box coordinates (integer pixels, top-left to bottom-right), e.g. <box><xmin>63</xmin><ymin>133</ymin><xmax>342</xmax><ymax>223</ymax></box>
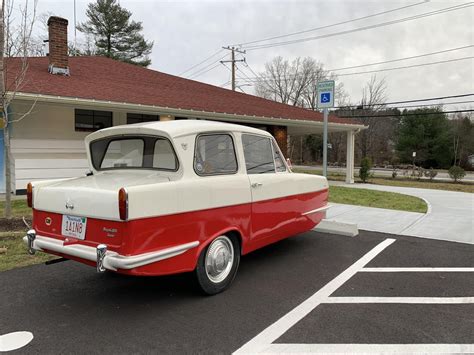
<box><xmin>12</xmin><ymin>92</ymin><xmax>367</xmax><ymax>133</ymax></box>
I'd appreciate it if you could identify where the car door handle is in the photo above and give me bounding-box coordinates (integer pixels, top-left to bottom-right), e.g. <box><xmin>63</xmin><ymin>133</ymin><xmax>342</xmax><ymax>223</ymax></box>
<box><xmin>251</xmin><ymin>182</ymin><xmax>263</xmax><ymax>188</ymax></box>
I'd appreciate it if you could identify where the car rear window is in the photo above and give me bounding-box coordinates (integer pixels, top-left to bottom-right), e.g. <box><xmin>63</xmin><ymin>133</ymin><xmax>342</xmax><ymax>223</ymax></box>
<box><xmin>90</xmin><ymin>136</ymin><xmax>178</xmax><ymax>171</ymax></box>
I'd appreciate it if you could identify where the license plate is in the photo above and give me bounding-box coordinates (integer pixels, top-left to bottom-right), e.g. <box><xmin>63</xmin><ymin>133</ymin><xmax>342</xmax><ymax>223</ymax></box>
<box><xmin>61</xmin><ymin>215</ymin><xmax>87</xmax><ymax>240</ymax></box>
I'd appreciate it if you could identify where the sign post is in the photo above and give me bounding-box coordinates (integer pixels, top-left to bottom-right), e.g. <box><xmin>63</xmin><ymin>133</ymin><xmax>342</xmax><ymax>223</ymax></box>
<box><xmin>317</xmin><ymin>80</ymin><xmax>335</xmax><ymax>177</ymax></box>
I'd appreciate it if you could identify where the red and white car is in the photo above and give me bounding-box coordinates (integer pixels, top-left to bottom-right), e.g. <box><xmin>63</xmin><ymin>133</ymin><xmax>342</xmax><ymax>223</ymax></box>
<box><xmin>25</xmin><ymin>120</ymin><xmax>328</xmax><ymax>294</ymax></box>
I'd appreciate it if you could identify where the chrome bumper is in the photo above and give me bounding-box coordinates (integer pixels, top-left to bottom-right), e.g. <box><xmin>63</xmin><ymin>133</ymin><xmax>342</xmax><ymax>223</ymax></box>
<box><xmin>24</xmin><ymin>230</ymin><xmax>199</xmax><ymax>272</ymax></box>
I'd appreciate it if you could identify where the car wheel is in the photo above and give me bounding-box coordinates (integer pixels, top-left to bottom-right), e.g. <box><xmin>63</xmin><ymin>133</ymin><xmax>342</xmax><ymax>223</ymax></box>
<box><xmin>195</xmin><ymin>235</ymin><xmax>240</xmax><ymax>295</ymax></box>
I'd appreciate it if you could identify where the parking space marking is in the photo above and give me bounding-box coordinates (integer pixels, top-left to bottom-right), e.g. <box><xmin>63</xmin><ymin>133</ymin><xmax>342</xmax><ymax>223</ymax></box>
<box><xmin>263</xmin><ymin>343</ymin><xmax>474</xmax><ymax>353</ymax></box>
<box><xmin>233</xmin><ymin>238</ymin><xmax>396</xmax><ymax>354</ymax></box>
<box><xmin>361</xmin><ymin>267</ymin><xmax>474</xmax><ymax>272</ymax></box>
<box><xmin>325</xmin><ymin>296</ymin><xmax>474</xmax><ymax>304</ymax></box>
<box><xmin>0</xmin><ymin>332</ymin><xmax>34</xmax><ymax>352</ymax></box>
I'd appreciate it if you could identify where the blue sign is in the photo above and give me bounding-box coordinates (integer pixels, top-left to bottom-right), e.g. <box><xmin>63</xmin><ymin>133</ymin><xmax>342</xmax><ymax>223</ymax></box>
<box><xmin>321</xmin><ymin>92</ymin><xmax>331</xmax><ymax>103</ymax></box>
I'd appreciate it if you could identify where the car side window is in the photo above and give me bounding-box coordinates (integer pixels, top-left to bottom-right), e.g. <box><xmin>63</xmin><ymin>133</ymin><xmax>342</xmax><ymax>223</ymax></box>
<box><xmin>242</xmin><ymin>134</ymin><xmax>275</xmax><ymax>174</ymax></box>
<box><xmin>194</xmin><ymin>134</ymin><xmax>238</xmax><ymax>175</ymax></box>
<box><xmin>272</xmin><ymin>141</ymin><xmax>287</xmax><ymax>172</ymax></box>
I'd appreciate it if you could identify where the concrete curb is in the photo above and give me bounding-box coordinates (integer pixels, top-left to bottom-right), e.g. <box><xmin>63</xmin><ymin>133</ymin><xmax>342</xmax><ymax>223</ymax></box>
<box><xmin>313</xmin><ymin>220</ymin><xmax>359</xmax><ymax>237</ymax></box>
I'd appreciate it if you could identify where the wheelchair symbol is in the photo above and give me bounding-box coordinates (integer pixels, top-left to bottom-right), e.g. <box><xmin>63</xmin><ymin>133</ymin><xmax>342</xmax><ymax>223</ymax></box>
<box><xmin>321</xmin><ymin>93</ymin><xmax>331</xmax><ymax>103</ymax></box>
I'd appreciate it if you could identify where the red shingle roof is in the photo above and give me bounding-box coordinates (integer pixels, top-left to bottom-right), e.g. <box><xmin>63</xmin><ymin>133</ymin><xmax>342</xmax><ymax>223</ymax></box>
<box><xmin>7</xmin><ymin>56</ymin><xmax>357</xmax><ymax>125</ymax></box>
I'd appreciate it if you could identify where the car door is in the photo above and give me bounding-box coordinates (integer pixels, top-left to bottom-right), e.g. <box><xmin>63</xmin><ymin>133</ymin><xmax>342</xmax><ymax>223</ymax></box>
<box><xmin>242</xmin><ymin>134</ymin><xmax>299</xmax><ymax>244</ymax></box>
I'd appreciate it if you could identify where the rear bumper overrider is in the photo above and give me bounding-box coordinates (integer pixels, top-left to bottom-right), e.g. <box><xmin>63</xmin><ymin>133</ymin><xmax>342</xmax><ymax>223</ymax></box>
<box><xmin>24</xmin><ymin>230</ymin><xmax>199</xmax><ymax>272</ymax></box>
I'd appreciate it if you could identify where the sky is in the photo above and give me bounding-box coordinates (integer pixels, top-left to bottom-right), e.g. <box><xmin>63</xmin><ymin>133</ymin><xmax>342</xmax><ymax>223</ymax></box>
<box><xmin>25</xmin><ymin>0</ymin><xmax>474</xmax><ymax>108</ymax></box>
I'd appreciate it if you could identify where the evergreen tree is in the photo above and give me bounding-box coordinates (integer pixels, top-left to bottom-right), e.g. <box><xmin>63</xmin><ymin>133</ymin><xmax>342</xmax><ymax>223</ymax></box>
<box><xmin>77</xmin><ymin>0</ymin><xmax>153</xmax><ymax>67</ymax></box>
<box><xmin>396</xmin><ymin>108</ymin><xmax>452</xmax><ymax>168</ymax></box>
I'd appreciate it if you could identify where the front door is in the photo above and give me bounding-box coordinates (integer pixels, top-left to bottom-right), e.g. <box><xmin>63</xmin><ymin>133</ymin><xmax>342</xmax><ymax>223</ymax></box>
<box><xmin>242</xmin><ymin>134</ymin><xmax>298</xmax><ymax>243</ymax></box>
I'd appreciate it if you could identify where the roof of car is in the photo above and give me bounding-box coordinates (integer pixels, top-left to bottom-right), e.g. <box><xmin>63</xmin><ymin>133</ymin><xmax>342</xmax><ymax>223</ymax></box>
<box><xmin>85</xmin><ymin>120</ymin><xmax>272</xmax><ymax>143</ymax></box>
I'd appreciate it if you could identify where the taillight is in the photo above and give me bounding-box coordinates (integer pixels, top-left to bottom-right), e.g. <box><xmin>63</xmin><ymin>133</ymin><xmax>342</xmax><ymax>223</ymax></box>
<box><xmin>27</xmin><ymin>182</ymin><xmax>33</xmax><ymax>208</ymax></box>
<box><xmin>118</xmin><ymin>188</ymin><xmax>128</xmax><ymax>221</ymax></box>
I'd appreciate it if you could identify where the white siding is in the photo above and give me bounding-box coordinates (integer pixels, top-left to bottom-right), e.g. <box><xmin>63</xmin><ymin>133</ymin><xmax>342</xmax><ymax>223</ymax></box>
<box><xmin>10</xmin><ymin>102</ymin><xmax>103</xmax><ymax>190</ymax></box>
<box><xmin>8</xmin><ymin>101</ymin><xmax>161</xmax><ymax>190</ymax></box>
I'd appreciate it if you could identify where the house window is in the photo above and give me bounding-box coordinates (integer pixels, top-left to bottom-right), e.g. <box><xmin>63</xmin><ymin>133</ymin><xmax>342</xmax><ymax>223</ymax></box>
<box><xmin>194</xmin><ymin>134</ymin><xmax>238</xmax><ymax>175</ymax></box>
<box><xmin>127</xmin><ymin>113</ymin><xmax>159</xmax><ymax>124</ymax></box>
<box><xmin>75</xmin><ymin>109</ymin><xmax>113</xmax><ymax>132</ymax></box>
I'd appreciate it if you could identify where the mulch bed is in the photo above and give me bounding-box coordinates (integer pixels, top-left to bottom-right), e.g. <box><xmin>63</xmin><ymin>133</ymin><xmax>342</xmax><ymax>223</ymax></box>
<box><xmin>0</xmin><ymin>217</ymin><xmax>32</xmax><ymax>233</ymax></box>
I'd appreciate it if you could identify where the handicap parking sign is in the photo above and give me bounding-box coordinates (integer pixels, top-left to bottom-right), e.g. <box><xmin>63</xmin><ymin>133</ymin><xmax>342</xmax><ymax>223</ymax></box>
<box><xmin>321</xmin><ymin>93</ymin><xmax>331</xmax><ymax>103</ymax></box>
<box><xmin>316</xmin><ymin>80</ymin><xmax>335</xmax><ymax>108</ymax></box>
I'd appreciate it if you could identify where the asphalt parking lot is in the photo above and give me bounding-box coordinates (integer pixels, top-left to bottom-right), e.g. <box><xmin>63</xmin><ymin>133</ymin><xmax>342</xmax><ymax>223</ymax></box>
<box><xmin>1</xmin><ymin>230</ymin><xmax>473</xmax><ymax>354</ymax></box>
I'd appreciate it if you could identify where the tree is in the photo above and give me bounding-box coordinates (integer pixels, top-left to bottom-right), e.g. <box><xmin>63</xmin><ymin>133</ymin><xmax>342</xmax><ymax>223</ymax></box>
<box><xmin>359</xmin><ymin>157</ymin><xmax>372</xmax><ymax>183</ymax></box>
<box><xmin>338</xmin><ymin>75</ymin><xmax>398</xmax><ymax>165</ymax></box>
<box><xmin>448</xmin><ymin>166</ymin><xmax>466</xmax><ymax>183</ymax></box>
<box><xmin>77</xmin><ymin>0</ymin><xmax>153</xmax><ymax>67</ymax></box>
<box><xmin>396</xmin><ymin>108</ymin><xmax>452</xmax><ymax>168</ymax></box>
<box><xmin>1</xmin><ymin>0</ymin><xmax>38</xmax><ymax>218</ymax></box>
<box><xmin>450</xmin><ymin>113</ymin><xmax>473</xmax><ymax>169</ymax></box>
<box><xmin>255</xmin><ymin>56</ymin><xmax>346</xmax><ymax>108</ymax></box>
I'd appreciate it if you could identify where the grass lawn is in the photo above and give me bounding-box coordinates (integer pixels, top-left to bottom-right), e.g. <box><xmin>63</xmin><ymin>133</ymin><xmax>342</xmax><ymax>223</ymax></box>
<box><xmin>293</xmin><ymin>168</ymin><xmax>474</xmax><ymax>193</ymax></box>
<box><xmin>329</xmin><ymin>186</ymin><xmax>428</xmax><ymax>213</ymax></box>
<box><xmin>0</xmin><ymin>235</ymin><xmax>56</xmax><ymax>272</ymax></box>
<box><xmin>366</xmin><ymin>177</ymin><xmax>474</xmax><ymax>193</ymax></box>
<box><xmin>0</xmin><ymin>199</ymin><xmax>31</xmax><ymax>218</ymax></box>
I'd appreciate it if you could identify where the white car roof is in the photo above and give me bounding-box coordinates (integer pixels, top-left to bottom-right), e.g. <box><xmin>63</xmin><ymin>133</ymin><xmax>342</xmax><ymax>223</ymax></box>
<box><xmin>85</xmin><ymin>119</ymin><xmax>272</xmax><ymax>143</ymax></box>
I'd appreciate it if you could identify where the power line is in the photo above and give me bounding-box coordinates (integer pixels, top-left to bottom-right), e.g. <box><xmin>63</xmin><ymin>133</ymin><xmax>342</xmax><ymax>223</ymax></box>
<box><xmin>233</xmin><ymin>56</ymin><xmax>474</xmax><ymax>85</ymax></box>
<box><xmin>337</xmin><ymin>56</ymin><xmax>473</xmax><ymax>77</ymax></box>
<box><xmin>231</xmin><ymin>0</ymin><xmax>428</xmax><ymax>47</ymax></box>
<box><xmin>334</xmin><ymin>93</ymin><xmax>474</xmax><ymax>108</ymax></box>
<box><xmin>330</xmin><ymin>45</ymin><xmax>473</xmax><ymax>72</ymax></box>
<box><xmin>188</xmin><ymin>63</ymin><xmax>222</xmax><ymax>80</ymax></box>
<box><xmin>178</xmin><ymin>48</ymin><xmax>225</xmax><ymax>76</ymax></box>
<box><xmin>242</xmin><ymin>3</ymin><xmax>473</xmax><ymax>51</ymax></box>
<box><xmin>380</xmin><ymin>100</ymin><xmax>474</xmax><ymax>109</ymax></box>
<box><xmin>338</xmin><ymin>109</ymin><xmax>474</xmax><ymax>118</ymax></box>
<box><xmin>187</xmin><ymin>53</ymin><xmax>229</xmax><ymax>79</ymax></box>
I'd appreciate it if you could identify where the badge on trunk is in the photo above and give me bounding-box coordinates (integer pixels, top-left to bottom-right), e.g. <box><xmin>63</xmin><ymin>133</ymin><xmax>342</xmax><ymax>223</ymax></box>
<box><xmin>65</xmin><ymin>199</ymin><xmax>74</xmax><ymax>210</ymax></box>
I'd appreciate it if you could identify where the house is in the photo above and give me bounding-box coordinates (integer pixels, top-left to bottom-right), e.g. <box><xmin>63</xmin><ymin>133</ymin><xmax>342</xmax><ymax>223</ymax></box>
<box><xmin>4</xmin><ymin>16</ymin><xmax>365</xmax><ymax>193</ymax></box>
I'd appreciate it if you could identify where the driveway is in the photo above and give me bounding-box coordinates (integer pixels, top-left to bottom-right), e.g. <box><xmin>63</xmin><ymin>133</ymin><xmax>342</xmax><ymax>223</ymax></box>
<box><xmin>328</xmin><ymin>183</ymin><xmax>474</xmax><ymax>244</ymax></box>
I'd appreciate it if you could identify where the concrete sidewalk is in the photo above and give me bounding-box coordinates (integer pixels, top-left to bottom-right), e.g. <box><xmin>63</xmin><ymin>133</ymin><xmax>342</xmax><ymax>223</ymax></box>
<box><xmin>326</xmin><ymin>183</ymin><xmax>473</xmax><ymax>244</ymax></box>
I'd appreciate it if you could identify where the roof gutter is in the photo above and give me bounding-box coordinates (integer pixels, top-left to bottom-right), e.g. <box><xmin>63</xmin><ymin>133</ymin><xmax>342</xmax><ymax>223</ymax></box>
<box><xmin>12</xmin><ymin>92</ymin><xmax>368</xmax><ymax>131</ymax></box>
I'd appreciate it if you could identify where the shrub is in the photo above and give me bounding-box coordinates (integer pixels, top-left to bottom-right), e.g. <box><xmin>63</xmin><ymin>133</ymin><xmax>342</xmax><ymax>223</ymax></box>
<box><xmin>448</xmin><ymin>166</ymin><xmax>466</xmax><ymax>183</ymax></box>
<box><xmin>359</xmin><ymin>157</ymin><xmax>373</xmax><ymax>183</ymax></box>
<box><xmin>424</xmin><ymin>167</ymin><xmax>438</xmax><ymax>181</ymax></box>
<box><xmin>416</xmin><ymin>168</ymin><xmax>424</xmax><ymax>180</ymax></box>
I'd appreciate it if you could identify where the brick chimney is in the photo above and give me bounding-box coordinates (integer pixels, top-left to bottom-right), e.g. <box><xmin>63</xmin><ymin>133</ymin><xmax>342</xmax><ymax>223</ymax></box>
<box><xmin>47</xmin><ymin>16</ymin><xmax>69</xmax><ymax>75</ymax></box>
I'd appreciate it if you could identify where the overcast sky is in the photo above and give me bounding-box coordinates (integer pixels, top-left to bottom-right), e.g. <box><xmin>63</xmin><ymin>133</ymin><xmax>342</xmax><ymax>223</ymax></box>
<box><xmin>31</xmin><ymin>0</ymin><xmax>474</xmax><ymax>107</ymax></box>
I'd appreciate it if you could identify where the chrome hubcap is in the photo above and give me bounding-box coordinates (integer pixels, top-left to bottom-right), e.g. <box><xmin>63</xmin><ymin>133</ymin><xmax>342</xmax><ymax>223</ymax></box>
<box><xmin>205</xmin><ymin>236</ymin><xmax>234</xmax><ymax>283</ymax></box>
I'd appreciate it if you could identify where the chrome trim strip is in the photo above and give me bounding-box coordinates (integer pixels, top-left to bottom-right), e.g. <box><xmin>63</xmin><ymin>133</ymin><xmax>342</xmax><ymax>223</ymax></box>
<box><xmin>23</xmin><ymin>235</ymin><xmax>199</xmax><ymax>271</ymax></box>
<box><xmin>302</xmin><ymin>204</ymin><xmax>331</xmax><ymax>216</ymax></box>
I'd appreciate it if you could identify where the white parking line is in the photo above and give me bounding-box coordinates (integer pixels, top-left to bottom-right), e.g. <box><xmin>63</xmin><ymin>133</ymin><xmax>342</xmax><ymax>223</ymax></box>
<box><xmin>361</xmin><ymin>267</ymin><xmax>474</xmax><ymax>272</ymax></box>
<box><xmin>0</xmin><ymin>332</ymin><xmax>34</xmax><ymax>352</ymax></box>
<box><xmin>325</xmin><ymin>296</ymin><xmax>474</xmax><ymax>304</ymax></box>
<box><xmin>264</xmin><ymin>343</ymin><xmax>474</xmax><ymax>353</ymax></box>
<box><xmin>233</xmin><ymin>238</ymin><xmax>396</xmax><ymax>354</ymax></box>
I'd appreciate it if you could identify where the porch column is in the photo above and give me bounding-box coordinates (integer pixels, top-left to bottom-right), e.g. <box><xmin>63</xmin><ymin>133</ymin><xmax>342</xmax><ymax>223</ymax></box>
<box><xmin>345</xmin><ymin>130</ymin><xmax>355</xmax><ymax>184</ymax></box>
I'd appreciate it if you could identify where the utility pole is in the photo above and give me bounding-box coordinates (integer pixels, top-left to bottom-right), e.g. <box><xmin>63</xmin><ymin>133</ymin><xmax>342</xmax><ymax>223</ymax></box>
<box><xmin>221</xmin><ymin>46</ymin><xmax>246</xmax><ymax>91</ymax></box>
